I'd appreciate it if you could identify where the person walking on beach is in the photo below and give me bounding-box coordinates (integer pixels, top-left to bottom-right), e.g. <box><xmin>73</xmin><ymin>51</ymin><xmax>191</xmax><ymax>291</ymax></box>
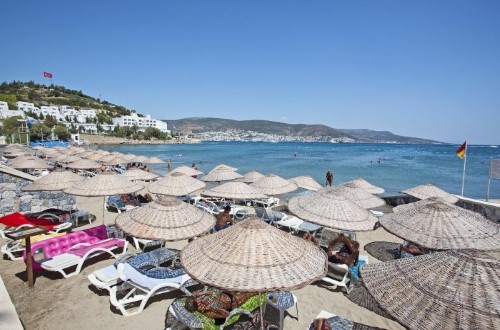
<box><xmin>326</xmin><ymin>170</ymin><xmax>333</xmax><ymax>187</ymax></box>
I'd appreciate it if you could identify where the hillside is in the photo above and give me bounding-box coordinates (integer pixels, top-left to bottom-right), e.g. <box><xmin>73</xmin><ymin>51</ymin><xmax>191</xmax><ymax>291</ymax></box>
<box><xmin>166</xmin><ymin>117</ymin><xmax>350</xmax><ymax>138</ymax></box>
<box><xmin>338</xmin><ymin>129</ymin><xmax>440</xmax><ymax>144</ymax></box>
<box><xmin>0</xmin><ymin>81</ymin><xmax>132</xmax><ymax>120</ymax></box>
<box><xmin>165</xmin><ymin>117</ymin><xmax>441</xmax><ymax>143</ymax></box>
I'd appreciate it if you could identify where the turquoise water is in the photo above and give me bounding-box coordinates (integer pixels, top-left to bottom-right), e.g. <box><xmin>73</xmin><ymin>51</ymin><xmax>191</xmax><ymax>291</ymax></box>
<box><xmin>105</xmin><ymin>142</ymin><xmax>500</xmax><ymax>199</ymax></box>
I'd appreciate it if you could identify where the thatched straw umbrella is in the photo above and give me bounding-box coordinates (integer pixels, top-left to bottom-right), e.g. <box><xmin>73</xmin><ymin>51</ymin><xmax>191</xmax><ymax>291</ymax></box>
<box><xmin>148</xmin><ymin>172</ymin><xmax>206</xmax><ymax>196</ymax></box>
<box><xmin>22</xmin><ymin>171</ymin><xmax>85</xmax><ymax>191</ymax></box>
<box><xmin>288</xmin><ymin>187</ymin><xmax>378</xmax><ymax>231</ymax></box>
<box><xmin>115</xmin><ymin>196</ymin><xmax>215</xmax><ymax>241</ymax></box>
<box><xmin>130</xmin><ymin>155</ymin><xmax>149</xmax><ymax>164</ymax></box>
<box><xmin>66</xmin><ymin>159</ymin><xmax>102</xmax><ymax>170</ymax></box>
<box><xmin>202</xmin><ymin>181</ymin><xmax>267</xmax><ymax>200</ymax></box>
<box><xmin>171</xmin><ymin>165</ymin><xmax>203</xmax><ymax>177</ymax></box>
<box><xmin>250</xmin><ymin>174</ymin><xmax>298</xmax><ymax>195</ymax></box>
<box><xmin>402</xmin><ymin>183</ymin><xmax>459</xmax><ymax>204</ymax></box>
<box><xmin>380</xmin><ymin>199</ymin><xmax>500</xmax><ymax>250</ymax></box>
<box><xmin>120</xmin><ymin>168</ymin><xmax>159</xmax><ymax>181</ymax></box>
<box><xmin>201</xmin><ymin>164</ymin><xmax>242</xmax><ymax>182</ymax></box>
<box><xmin>289</xmin><ymin>175</ymin><xmax>322</xmax><ymax>192</ymax></box>
<box><xmin>181</xmin><ymin>219</ymin><xmax>328</xmax><ymax>292</ymax></box>
<box><xmin>147</xmin><ymin>156</ymin><xmax>165</xmax><ymax>164</ymax></box>
<box><xmin>65</xmin><ymin>172</ymin><xmax>143</xmax><ymax>197</ymax></box>
<box><xmin>65</xmin><ymin>172</ymin><xmax>144</xmax><ymax>222</ymax></box>
<box><xmin>336</xmin><ymin>184</ymin><xmax>386</xmax><ymax>209</ymax></box>
<box><xmin>237</xmin><ymin>171</ymin><xmax>265</xmax><ymax>183</ymax></box>
<box><xmin>361</xmin><ymin>250</ymin><xmax>500</xmax><ymax>330</ymax></box>
<box><xmin>343</xmin><ymin>178</ymin><xmax>385</xmax><ymax>194</ymax></box>
<box><xmin>103</xmin><ymin>156</ymin><xmax>130</xmax><ymax>166</ymax></box>
<box><xmin>9</xmin><ymin>156</ymin><xmax>49</xmax><ymax>169</ymax></box>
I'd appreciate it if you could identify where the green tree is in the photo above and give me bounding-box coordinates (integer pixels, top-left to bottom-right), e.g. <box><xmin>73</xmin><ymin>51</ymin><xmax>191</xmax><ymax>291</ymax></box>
<box><xmin>2</xmin><ymin>116</ymin><xmax>23</xmax><ymax>143</ymax></box>
<box><xmin>29</xmin><ymin>123</ymin><xmax>51</xmax><ymax>141</ymax></box>
<box><xmin>44</xmin><ymin>115</ymin><xmax>57</xmax><ymax>128</ymax></box>
<box><xmin>143</xmin><ymin>127</ymin><xmax>162</xmax><ymax>140</ymax></box>
<box><xmin>54</xmin><ymin>125</ymin><xmax>71</xmax><ymax>141</ymax></box>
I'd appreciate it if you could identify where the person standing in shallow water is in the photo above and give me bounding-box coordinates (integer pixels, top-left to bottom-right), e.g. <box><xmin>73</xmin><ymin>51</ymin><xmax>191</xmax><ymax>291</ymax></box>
<box><xmin>326</xmin><ymin>170</ymin><xmax>333</xmax><ymax>186</ymax></box>
<box><xmin>167</xmin><ymin>159</ymin><xmax>172</xmax><ymax>172</ymax></box>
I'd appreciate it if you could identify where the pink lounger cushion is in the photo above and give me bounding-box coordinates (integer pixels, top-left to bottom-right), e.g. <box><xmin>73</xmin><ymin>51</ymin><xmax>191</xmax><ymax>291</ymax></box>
<box><xmin>67</xmin><ymin>239</ymin><xmax>125</xmax><ymax>257</ymax></box>
<box><xmin>23</xmin><ymin>225</ymin><xmax>122</xmax><ymax>272</ymax></box>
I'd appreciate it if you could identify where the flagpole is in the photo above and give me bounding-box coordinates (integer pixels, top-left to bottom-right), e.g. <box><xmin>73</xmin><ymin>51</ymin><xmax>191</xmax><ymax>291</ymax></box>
<box><xmin>461</xmin><ymin>142</ymin><xmax>467</xmax><ymax>196</ymax></box>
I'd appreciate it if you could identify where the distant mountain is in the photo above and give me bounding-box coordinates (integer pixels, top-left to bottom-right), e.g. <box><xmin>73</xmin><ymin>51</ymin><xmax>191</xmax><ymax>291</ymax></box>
<box><xmin>165</xmin><ymin>117</ymin><xmax>441</xmax><ymax>143</ymax></box>
<box><xmin>338</xmin><ymin>129</ymin><xmax>441</xmax><ymax>144</ymax></box>
<box><xmin>166</xmin><ymin>117</ymin><xmax>350</xmax><ymax>138</ymax></box>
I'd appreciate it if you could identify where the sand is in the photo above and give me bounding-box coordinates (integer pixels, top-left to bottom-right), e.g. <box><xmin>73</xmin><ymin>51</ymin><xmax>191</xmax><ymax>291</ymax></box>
<box><xmin>0</xmin><ymin>193</ymin><xmax>405</xmax><ymax>330</ymax></box>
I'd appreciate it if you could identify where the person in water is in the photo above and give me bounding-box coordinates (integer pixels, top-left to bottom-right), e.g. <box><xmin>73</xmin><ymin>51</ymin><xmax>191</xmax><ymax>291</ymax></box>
<box><xmin>325</xmin><ymin>170</ymin><xmax>333</xmax><ymax>186</ymax></box>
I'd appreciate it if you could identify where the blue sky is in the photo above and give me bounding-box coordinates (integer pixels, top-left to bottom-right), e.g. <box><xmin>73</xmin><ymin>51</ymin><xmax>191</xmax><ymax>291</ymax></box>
<box><xmin>1</xmin><ymin>1</ymin><xmax>499</xmax><ymax>144</ymax></box>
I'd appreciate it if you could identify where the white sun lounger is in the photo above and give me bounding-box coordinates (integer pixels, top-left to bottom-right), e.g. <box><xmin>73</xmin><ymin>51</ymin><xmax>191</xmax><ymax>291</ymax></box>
<box><xmin>273</xmin><ymin>216</ymin><xmax>322</xmax><ymax>235</ymax></box>
<box><xmin>109</xmin><ymin>263</ymin><xmax>197</xmax><ymax>316</ymax></box>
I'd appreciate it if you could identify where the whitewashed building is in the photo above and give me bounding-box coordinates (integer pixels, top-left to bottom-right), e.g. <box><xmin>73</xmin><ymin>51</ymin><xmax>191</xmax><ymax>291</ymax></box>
<box><xmin>0</xmin><ymin>101</ymin><xmax>9</xmax><ymax>111</ymax></box>
<box><xmin>39</xmin><ymin>106</ymin><xmax>63</xmax><ymax>120</ymax></box>
<box><xmin>0</xmin><ymin>109</ymin><xmax>25</xmax><ymax>119</ymax></box>
<box><xmin>16</xmin><ymin>101</ymin><xmax>37</xmax><ymax>112</ymax></box>
<box><xmin>79</xmin><ymin>109</ymin><xmax>97</xmax><ymax>121</ymax></box>
<box><xmin>112</xmin><ymin>113</ymin><xmax>169</xmax><ymax>133</ymax></box>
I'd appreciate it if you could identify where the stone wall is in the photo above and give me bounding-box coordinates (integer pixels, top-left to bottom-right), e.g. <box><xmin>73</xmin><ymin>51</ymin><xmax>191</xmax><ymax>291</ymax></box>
<box><xmin>0</xmin><ymin>172</ymin><xmax>76</xmax><ymax>216</ymax></box>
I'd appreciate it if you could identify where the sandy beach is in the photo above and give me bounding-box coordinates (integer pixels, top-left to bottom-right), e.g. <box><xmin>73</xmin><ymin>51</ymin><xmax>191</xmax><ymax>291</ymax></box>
<box><xmin>0</xmin><ymin>185</ymin><xmax>407</xmax><ymax>330</ymax></box>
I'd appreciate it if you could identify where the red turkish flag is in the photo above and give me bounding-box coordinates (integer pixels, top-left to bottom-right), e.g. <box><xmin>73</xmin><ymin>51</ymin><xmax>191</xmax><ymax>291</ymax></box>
<box><xmin>43</xmin><ymin>72</ymin><xmax>53</xmax><ymax>78</ymax></box>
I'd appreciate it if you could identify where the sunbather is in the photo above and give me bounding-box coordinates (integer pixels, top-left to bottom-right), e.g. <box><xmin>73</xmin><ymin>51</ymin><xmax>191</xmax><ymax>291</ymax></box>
<box><xmin>214</xmin><ymin>206</ymin><xmax>233</xmax><ymax>232</ymax></box>
<box><xmin>326</xmin><ymin>234</ymin><xmax>360</xmax><ymax>267</ymax></box>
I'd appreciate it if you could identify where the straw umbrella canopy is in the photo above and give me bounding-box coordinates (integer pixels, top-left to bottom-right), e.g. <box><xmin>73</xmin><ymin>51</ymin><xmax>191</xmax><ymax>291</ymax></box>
<box><xmin>103</xmin><ymin>156</ymin><xmax>130</xmax><ymax>166</ymax></box>
<box><xmin>64</xmin><ymin>172</ymin><xmax>144</xmax><ymax>197</ymax></box>
<box><xmin>66</xmin><ymin>158</ymin><xmax>102</xmax><ymax>170</ymax></box>
<box><xmin>288</xmin><ymin>187</ymin><xmax>378</xmax><ymax>231</ymax></box>
<box><xmin>237</xmin><ymin>171</ymin><xmax>265</xmax><ymax>183</ymax></box>
<box><xmin>130</xmin><ymin>155</ymin><xmax>149</xmax><ymax>163</ymax></box>
<box><xmin>115</xmin><ymin>196</ymin><xmax>216</xmax><ymax>241</ymax></box>
<box><xmin>122</xmin><ymin>153</ymin><xmax>138</xmax><ymax>161</ymax></box>
<box><xmin>402</xmin><ymin>183</ymin><xmax>459</xmax><ymax>204</ymax></box>
<box><xmin>380</xmin><ymin>199</ymin><xmax>500</xmax><ymax>250</ymax></box>
<box><xmin>171</xmin><ymin>165</ymin><xmax>203</xmax><ymax>177</ymax></box>
<box><xmin>22</xmin><ymin>171</ymin><xmax>85</xmax><ymax>191</ymax></box>
<box><xmin>57</xmin><ymin>155</ymin><xmax>82</xmax><ymax>164</ymax></box>
<box><xmin>336</xmin><ymin>183</ymin><xmax>386</xmax><ymax>209</ymax></box>
<box><xmin>250</xmin><ymin>174</ymin><xmax>298</xmax><ymax>195</ymax></box>
<box><xmin>393</xmin><ymin>196</ymin><xmax>448</xmax><ymax>213</ymax></box>
<box><xmin>86</xmin><ymin>152</ymin><xmax>108</xmax><ymax>161</ymax></box>
<box><xmin>9</xmin><ymin>156</ymin><xmax>49</xmax><ymax>169</ymax></box>
<box><xmin>289</xmin><ymin>175</ymin><xmax>322</xmax><ymax>191</ymax></box>
<box><xmin>181</xmin><ymin>219</ymin><xmax>328</xmax><ymax>292</ymax></box>
<box><xmin>201</xmin><ymin>164</ymin><xmax>242</xmax><ymax>182</ymax></box>
<box><xmin>343</xmin><ymin>178</ymin><xmax>385</xmax><ymax>194</ymax></box>
<box><xmin>120</xmin><ymin>168</ymin><xmax>159</xmax><ymax>181</ymax></box>
<box><xmin>148</xmin><ymin>172</ymin><xmax>206</xmax><ymax>196</ymax></box>
<box><xmin>361</xmin><ymin>250</ymin><xmax>500</xmax><ymax>330</ymax></box>
<box><xmin>202</xmin><ymin>181</ymin><xmax>268</xmax><ymax>200</ymax></box>
<box><xmin>146</xmin><ymin>156</ymin><xmax>165</xmax><ymax>164</ymax></box>
<box><xmin>99</xmin><ymin>154</ymin><xmax>119</xmax><ymax>163</ymax></box>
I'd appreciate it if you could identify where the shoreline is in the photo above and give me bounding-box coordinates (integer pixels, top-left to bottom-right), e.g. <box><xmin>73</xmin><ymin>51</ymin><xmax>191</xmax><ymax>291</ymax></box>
<box><xmin>80</xmin><ymin>134</ymin><xmax>201</xmax><ymax>145</ymax></box>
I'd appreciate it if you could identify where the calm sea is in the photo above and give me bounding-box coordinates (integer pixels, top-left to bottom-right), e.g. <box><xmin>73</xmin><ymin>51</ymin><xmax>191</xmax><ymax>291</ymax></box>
<box><xmin>104</xmin><ymin>142</ymin><xmax>500</xmax><ymax>199</ymax></box>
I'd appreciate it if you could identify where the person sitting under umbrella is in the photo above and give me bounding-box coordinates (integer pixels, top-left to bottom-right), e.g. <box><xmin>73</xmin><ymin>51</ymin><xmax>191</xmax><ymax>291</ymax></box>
<box><xmin>326</xmin><ymin>234</ymin><xmax>360</xmax><ymax>267</ymax></box>
<box><xmin>214</xmin><ymin>206</ymin><xmax>233</xmax><ymax>232</ymax></box>
<box><xmin>400</xmin><ymin>240</ymin><xmax>428</xmax><ymax>258</ymax></box>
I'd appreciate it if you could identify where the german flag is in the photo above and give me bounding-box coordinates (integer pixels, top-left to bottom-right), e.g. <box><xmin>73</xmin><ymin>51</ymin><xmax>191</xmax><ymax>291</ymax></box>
<box><xmin>456</xmin><ymin>141</ymin><xmax>466</xmax><ymax>159</ymax></box>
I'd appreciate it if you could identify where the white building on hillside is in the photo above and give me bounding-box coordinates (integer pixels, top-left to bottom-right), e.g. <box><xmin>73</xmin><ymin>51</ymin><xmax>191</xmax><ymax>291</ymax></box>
<box><xmin>79</xmin><ymin>109</ymin><xmax>97</xmax><ymax>121</ymax></box>
<box><xmin>112</xmin><ymin>113</ymin><xmax>169</xmax><ymax>133</ymax></box>
<box><xmin>0</xmin><ymin>110</ymin><xmax>25</xmax><ymax>119</ymax></box>
<box><xmin>0</xmin><ymin>101</ymin><xmax>8</xmax><ymax>111</ymax></box>
<box><xmin>16</xmin><ymin>101</ymin><xmax>37</xmax><ymax>112</ymax></box>
<box><xmin>40</xmin><ymin>106</ymin><xmax>63</xmax><ymax>120</ymax></box>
